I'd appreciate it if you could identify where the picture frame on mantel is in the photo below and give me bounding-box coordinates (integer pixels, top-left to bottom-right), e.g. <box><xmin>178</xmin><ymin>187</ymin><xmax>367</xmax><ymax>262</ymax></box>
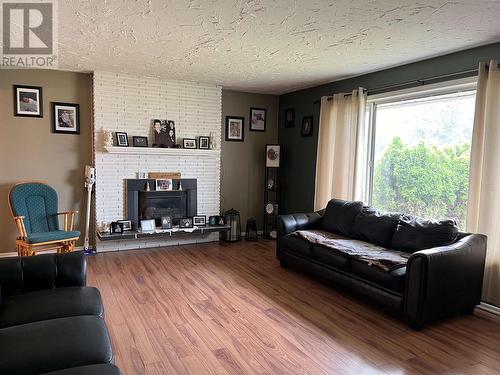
<box><xmin>115</xmin><ymin>132</ymin><xmax>129</xmax><ymax>146</ymax></box>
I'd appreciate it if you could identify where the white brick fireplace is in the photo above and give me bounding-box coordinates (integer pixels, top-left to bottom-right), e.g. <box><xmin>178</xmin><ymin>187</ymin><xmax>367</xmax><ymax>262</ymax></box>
<box><xmin>93</xmin><ymin>72</ymin><xmax>222</xmax><ymax>252</ymax></box>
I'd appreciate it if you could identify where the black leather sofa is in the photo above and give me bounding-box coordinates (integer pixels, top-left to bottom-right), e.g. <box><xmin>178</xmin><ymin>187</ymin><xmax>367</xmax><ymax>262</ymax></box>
<box><xmin>277</xmin><ymin>199</ymin><xmax>487</xmax><ymax>330</ymax></box>
<box><xmin>0</xmin><ymin>251</ymin><xmax>121</xmax><ymax>375</ymax></box>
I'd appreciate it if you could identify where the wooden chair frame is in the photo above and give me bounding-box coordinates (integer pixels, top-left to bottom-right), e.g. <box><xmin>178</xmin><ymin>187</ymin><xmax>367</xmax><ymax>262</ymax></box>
<box><xmin>9</xmin><ymin>182</ymin><xmax>79</xmax><ymax>256</ymax></box>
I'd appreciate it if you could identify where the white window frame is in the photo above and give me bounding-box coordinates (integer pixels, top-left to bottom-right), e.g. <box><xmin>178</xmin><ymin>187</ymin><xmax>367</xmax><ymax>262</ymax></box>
<box><xmin>364</xmin><ymin>76</ymin><xmax>477</xmax><ymax>205</ymax></box>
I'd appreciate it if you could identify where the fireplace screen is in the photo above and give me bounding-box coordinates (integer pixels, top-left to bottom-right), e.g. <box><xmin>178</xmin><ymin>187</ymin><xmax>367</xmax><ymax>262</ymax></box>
<box><xmin>139</xmin><ymin>191</ymin><xmax>188</xmax><ymax>226</ymax></box>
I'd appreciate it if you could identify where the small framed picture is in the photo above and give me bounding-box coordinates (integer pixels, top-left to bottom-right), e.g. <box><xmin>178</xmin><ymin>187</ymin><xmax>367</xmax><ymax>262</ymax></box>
<box><xmin>111</xmin><ymin>222</ymin><xmax>124</xmax><ymax>234</ymax></box>
<box><xmin>225</xmin><ymin>116</ymin><xmax>244</xmax><ymax>142</ymax></box>
<box><xmin>156</xmin><ymin>179</ymin><xmax>172</xmax><ymax>191</ymax></box>
<box><xmin>209</xmin><ymin>215</ymin><xmax>225</xmax><ymax>226</ymax></box>
<box><xmin>250</xmin><ymin>107</ymin><xmax>266</xmax><ymax>132</ymax></box>
<box><xmin>285</xmin><ymin>108</ymin><xmax>295</xmax><ymax>128</ymax></box>
<box><xmin>117</xmin><ymin>220</ymin><xmax>132</xmax><ymax>231</ymax></box>
<box><xmin>183</xmin><ymin>138</ymin><xmax>197</xmax><ymax>149</ymax></box>
<box><xmin>141</xmin><ymin>219</ymin><xmax>156</xmax><ymax>232</ymax></box>
<box><xmin>116</xmin><ymin>132</ymin><xmax>129</xmax><ymax>146</ymax></box>
<box><xmin>51</xmin><ymin>102</ymin><xmax>80</xmax><ymax>134</ymax></box>
<box><xmin>132</xmin><ymin>136</ymin><xmax>148</xmax><ymax>147</ymax></box>
<box><xmin>179</xmin><ymin>217</ymin><xmax>194</xmax><ymax>228</ymax></box>
<box><xmin>301</xmin><ymin>116</ymin><xmax>313</xmax><ymax>137</ymax></box>
<box><xmin>193</xmin><ymin>216</ymin><xmax>206</xmax><ymax>226</ymax></box>
<box><xmin>161</xmin><ymin>216</ymin><xmax>173</xmax><ymax>229</ymax></box>
<box><xmin>198</xmin><ymin>136</ymin><xmax>210</xmax><ymax>149</ymax></box>
<box><xmin>13</xmin><ymin>85</ymin><xmax>43</xmax><ymax>117</ymax></box>
<box><xmin>266</xmin><ymin>144</ymin><xmax>281</xmax><ymax>168</ymax></box>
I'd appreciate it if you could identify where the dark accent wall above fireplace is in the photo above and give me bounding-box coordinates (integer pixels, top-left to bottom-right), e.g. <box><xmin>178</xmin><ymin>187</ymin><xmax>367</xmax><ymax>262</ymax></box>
<box><xmin>126</xmin><ymin>179</ymin><xmax>197</xmax><ymax>229</ymax></box>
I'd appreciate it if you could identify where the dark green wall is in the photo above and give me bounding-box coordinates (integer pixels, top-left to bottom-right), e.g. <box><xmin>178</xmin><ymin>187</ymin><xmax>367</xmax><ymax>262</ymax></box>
<box><xmin>278</xmin><ymin>42</ymin><xmax>500</xmax><ymax>214</ymax></box>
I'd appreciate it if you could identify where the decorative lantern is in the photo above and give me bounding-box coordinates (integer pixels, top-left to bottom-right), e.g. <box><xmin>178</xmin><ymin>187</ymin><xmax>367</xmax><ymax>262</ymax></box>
<box><xmin>224</xmin><ymin>208</ymin><xmax>242</xmax><ymax>242</ymax></box>
<box><xmin>245</xmin><ymin>218</ymin><xmax>258</xmax><ymax>241</ymax></box>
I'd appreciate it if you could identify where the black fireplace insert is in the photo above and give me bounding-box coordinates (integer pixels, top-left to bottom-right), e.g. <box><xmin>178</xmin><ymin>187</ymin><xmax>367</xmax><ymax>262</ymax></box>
<box><xmin>126</xmin><ymin>179</ymin><xmax>197</xmax><ymax>229</ymax></box>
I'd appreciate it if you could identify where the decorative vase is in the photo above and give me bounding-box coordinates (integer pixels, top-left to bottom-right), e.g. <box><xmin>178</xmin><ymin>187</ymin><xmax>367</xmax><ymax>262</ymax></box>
<box><xmin>103</xmin><ymin>129</ymin><xmax>113</xmax><ymax>147</ymax></box>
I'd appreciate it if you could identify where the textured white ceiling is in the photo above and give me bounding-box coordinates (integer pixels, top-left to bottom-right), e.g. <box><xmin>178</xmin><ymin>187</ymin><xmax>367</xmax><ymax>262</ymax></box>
<box><xmin>59</xmin><ymin>0</ymin><xmax>500</xmax><ymax>94</ymax></box>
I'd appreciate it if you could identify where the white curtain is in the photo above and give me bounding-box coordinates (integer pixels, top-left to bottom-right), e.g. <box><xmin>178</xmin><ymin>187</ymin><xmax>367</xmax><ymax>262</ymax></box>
<box><xmin>467</xmin><ymin>60</ymin><xmax>500</xmax><ymax>306</ymax></box>
<box><xmin>314</xmin><ymin>88</ymin><xmax>368</xmax><ymax>210</ymax></box>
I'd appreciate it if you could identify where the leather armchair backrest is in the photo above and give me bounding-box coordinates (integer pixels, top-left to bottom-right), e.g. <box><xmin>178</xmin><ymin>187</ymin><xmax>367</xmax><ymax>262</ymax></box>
<box><xmin>0</xmin><ymin>251</ymin><xmax>87</xmax><ymax>297</ymax></box>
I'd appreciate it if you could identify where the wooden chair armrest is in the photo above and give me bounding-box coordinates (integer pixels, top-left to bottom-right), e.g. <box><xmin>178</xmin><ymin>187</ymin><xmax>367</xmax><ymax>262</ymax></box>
<box><xmin>57</xmin><ymin>211</ymin><xmax>79</xmax><ymax>231</ymax></box>
<box><xmin>57</xmin><ymin>211</ymin><xmax>79</xmax><ymax>215</ymax></box>
<box><xmin>13</xmin><ymin>216</ymin><xmax>27</xmax><ymax>239</ymax></box>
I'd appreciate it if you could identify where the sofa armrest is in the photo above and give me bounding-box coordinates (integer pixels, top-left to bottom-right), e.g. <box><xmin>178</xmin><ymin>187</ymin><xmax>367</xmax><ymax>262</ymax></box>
<box><xmin>0</xmin><ymin>251</ymin><xmax>87</xmax><ymax>297</ymax></box>
<box><xmin>277</xmin><ymin>212</ymin><xmax>322</xmax><ymax>259</ymax></box>
<box><xmin>404</xmin><ymin>233</ymin><xmax>486</xmax><ymax>328</ymax></box>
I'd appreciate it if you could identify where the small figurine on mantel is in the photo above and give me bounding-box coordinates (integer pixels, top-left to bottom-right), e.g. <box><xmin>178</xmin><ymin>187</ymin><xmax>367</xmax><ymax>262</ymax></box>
<box><xmin>178</xmin><ymin>181</ymin><xmax>183</xmax><ymax>191</ymax></box>
<box><xmin>103</xmin><ymin>128</ymin><xmax>113</xmax><ymax>147</ymax></box>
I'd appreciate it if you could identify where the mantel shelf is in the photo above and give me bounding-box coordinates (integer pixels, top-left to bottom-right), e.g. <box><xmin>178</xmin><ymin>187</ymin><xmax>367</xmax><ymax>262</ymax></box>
<box><xmin>104</xmin><ymin>146</ymin><xmax>220</xmax><ymax>157</ymax></box>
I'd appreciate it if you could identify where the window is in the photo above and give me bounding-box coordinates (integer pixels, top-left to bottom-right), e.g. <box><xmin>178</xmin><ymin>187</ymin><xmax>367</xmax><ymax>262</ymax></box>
<box><xmin>365</xmin><ymin>79</ymin><xmax>476</xmax><ymax>228</ymax></box>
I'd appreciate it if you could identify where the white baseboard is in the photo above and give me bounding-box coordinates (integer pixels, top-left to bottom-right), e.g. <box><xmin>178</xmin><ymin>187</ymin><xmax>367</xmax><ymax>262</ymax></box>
<box><xmin>477</xmin><ymin>302</ymin><xmax>500</xmax><ymax>316</ymax></box>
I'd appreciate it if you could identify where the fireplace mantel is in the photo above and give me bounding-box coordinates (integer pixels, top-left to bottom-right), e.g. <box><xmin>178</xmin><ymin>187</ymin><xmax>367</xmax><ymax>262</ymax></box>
<box><xmin>104</xmin><ymin>146</ymin><xmax>219</xmax><ymax>157</ymax></box>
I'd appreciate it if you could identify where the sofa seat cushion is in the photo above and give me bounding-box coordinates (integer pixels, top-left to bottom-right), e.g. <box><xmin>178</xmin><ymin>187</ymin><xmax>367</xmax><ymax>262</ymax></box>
<box><xmin>351</xmin><ymin>207</ymin><xmax>401</xmax><ymax>248</ymax></box>
<box><xmin>0</xmin><ymin>316</ymin><xmax>113</xmax><ymax>375</ymax></box>
<box><xmin>293</xmin><ymin>230</ymin><xmax>410</xmax><ymax>272</ymax></box>
<box><xmin>27</xmin><ymin>230</ymin><xmax>81</xmax><ymax>244</ymax></box>
<box><xmin>351</xmin><ymin>260</ymin><xmax>407</xmax><ymax>293</ymax></box>
<box><xmin>0</xmin><ymin>287</ymin><xmax>103</xmax><ymax>328</ymax></box>
<box><xmin>40</xmin><ymin>364</ymin><xmax>121</xmax><ymax>375</ymax></box>
<box><xmin>321</xmin><ymin>198</ymin><xmax>364</xmax><ymax>237</ymax></box>
<box><xmin>311</xmin><ymin>245</ymin><xmax>350</xmax><ymax>271</ymax></box>
<box><xmin>282</xmin><ymin>234</ymin><xmax>312</xmax><ymax>256</ymax></box>
<box><xmin>391</xmin><ymin>216</ymin><xmax>459</xmax><ymax>252</ymax></box>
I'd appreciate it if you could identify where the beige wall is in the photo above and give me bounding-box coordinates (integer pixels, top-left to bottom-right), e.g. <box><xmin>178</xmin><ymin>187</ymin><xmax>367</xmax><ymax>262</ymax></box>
<box><xmin>221</xmin><ymin>90</ymin><xmax>279</xmax><ymax>231</ymax></box>
<box><xmin>0</xmin><ymin>70</ymin><xmax>93</xmax><ymax>252</ymax></box>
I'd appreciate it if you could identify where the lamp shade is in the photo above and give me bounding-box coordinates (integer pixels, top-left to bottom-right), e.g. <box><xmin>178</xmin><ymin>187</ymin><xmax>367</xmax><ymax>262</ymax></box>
<box><xmin>224</xmin><ymin>208</ymin><xmax>241</xmax><ymax>242</ymax></box>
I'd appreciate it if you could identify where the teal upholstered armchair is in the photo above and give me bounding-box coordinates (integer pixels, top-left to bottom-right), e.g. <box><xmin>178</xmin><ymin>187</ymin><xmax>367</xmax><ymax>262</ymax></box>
<box><xmin>9</xmin><ymin>182</ymin><xmax>80</xmax><ymax>256</ymax></box>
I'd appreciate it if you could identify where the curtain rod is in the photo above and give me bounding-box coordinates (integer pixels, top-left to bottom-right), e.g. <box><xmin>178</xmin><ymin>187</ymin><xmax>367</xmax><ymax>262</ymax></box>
<box><xmin>313</xmin><ymin>67</ymin><xmax>480</xmax><ymax>104</ymax></box>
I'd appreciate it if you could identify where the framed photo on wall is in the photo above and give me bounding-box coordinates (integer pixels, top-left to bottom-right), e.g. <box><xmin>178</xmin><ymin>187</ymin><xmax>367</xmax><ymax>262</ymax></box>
<box><xmin>51</xmin><ymin>102</ymin><xmax>80</xmax><ymax>134</ymax></box>
<box><xmin>301</xmin><ymin>116</ymin><xmax>314</xmax><ymax>136</ymax></box>
<box><xmin>250</xmin><ymin>107</ymin><xmax>266</xmax><ymax>131</ymax></box>
<box><xmin>225</xmin><ymin>116</ymin><xmax>244</xmax><ymax>142</ymax></box>
<box><xmin>13</xmin><ymin>85</ymin><xmax>43</xmax><ymax>117</ymax></box>
<box><xmin>285</xmin><ymin>108</ymin><xmax>295</xmax><ymax>128</ymax></box>
<box><xmin>266</xmin><ymin>144</ymin><xmax>281</xmax><ymax>168</ymax></box>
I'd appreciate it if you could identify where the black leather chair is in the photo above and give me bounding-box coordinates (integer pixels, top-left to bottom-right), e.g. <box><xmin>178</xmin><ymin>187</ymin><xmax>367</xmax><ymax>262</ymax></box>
<box><xmin>0</xmin><ymin>251</ymin><xmax>121</xmax><ymax>375</ymax></box>
<box><xmin>277</xmin><ymin>199</ymin><xmax>487</xmax><ymax>330</ymax></box>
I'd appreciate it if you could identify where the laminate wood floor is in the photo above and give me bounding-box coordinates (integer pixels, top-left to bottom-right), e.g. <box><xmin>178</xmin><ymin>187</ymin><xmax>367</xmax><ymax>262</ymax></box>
<box><xmin>87</xmin><ymin>240</ymin><xmax>500</xmax><ymax>375</ymax></box>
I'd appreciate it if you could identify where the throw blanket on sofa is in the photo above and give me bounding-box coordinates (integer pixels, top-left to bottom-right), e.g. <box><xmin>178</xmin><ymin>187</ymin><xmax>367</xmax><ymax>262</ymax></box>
<box><xmin>293</xmin><ymin>230</ymin><xmax>410</xmax><ymax>272</ymax></box>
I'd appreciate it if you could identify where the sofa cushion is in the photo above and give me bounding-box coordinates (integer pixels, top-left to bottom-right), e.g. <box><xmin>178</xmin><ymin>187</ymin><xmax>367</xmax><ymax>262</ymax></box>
<box><xmin>0</xmin><ymin>287</ymin><xmax>103</xmax><ymax>328</ymax></box>
<box><xmin>312</xmin><ymin>245</ymin><xmax>350</xmax><ymax>271</ymax></box>
<box><xmin>282</xmin><ymin>234</ymin><xmax>312</xmax><ymax>256</ymax></box>
<box><xmin>351</xmin><ymin>207</ymin><xmax>401</xmax><ymax>248</ymax></box>
<box><xmin>321</xmin><ymin>199</ymin><xmax>364</xmax><ymax>237</ymax></box>
<box><xmin>0</xmin><ymin>316</ymin><xmax>113</xmax><ymax>375</ymax></box>
<box><xmin>351</xmin><ymin>260</ymin><xmax>407</xmax><ymax>293</ymax></box>
<box><xmin>40</xmin><ymin>364</ymin><xmax>121</xmax><ymax>375</ymax></box>
<box><xmin>391</xmin><ymin>216</ymin><xmax>459</xmax><ymax>252</ymax></box>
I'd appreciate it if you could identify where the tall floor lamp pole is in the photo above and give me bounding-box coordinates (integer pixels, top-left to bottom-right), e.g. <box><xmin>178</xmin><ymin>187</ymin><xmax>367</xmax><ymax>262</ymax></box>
<box><xmin>84</xmin><ymin>165</ymin><xmax>96</xmax><ymax>254</ymax></box>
